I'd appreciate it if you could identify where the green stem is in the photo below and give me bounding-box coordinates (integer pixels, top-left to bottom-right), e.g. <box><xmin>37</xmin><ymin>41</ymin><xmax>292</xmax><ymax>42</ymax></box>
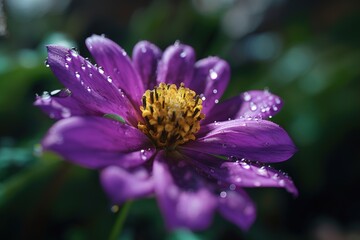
<box><xmin>108</xmin><ymin>201</ymin><xmax>132</xmax><ymax>240</ymax></box>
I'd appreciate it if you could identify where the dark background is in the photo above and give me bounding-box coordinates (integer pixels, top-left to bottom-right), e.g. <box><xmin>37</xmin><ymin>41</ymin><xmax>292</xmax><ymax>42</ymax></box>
<box><xmin>1</xmin><ymin>0</ymin><xmax>360</xmax><ymax>239</ymax></box>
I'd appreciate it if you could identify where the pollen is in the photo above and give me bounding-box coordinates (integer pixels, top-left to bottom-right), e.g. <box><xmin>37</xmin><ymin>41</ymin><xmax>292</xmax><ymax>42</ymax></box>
<box><xmin>138</xmin><ymin>83</ymin><xmax>205</xmax><ymax>148</ymax></box>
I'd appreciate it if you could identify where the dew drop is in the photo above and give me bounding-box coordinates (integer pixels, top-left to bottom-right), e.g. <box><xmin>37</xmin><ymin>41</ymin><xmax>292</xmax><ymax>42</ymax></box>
<box><xmin>180</xmin><ymin>51</ymin><xmax>187</xmax><ymax>58</ymax></box>
<box><xmin>75</xmin><ymin>72</ymin><xmax>80</xmax><ymax>79</ymax></box>
<box><xmin>107</xmin><ymin>76</ymin><xmax>113</xmax><ymax>83</ymax></box>
<box><xmin>220</xmin><ymin>191</ymin><xmax>227</xmax><ymax>198</ymax></box>
<box><xmin>243</xmin><ymin>92</ymin><xmax>251</xmax><ymax>101</ymax></box>
<box><xmin>209</xmin><ymin>69</ymin><xmax>218</xmax><ymax>80</ymax></box>
<box><xmin>272</xmin><ymin>105</ymin><xmax>278</xmax><ymax>111</ymax></box>
<box><xmin>86</xmin><ymin>86</ymin><xmax>91</xmax><ymax>92</ymax></box>
<box><xmin>257</xmin><ymin>166</ymin><xmax>268</xmax><ymax>176</ymax></box>
<box><xmin>214</xmin><ymin>99</ymin><xmax>219</xmax><ymax>104</ymax></box>
<box><xmin>235</xmin><ymin>177</ymin><xmax>242</xmax><ymax>183</ymax></box>
<box><xmin>250</xmin><ymin>102</ymin><xmax>257</xmax><ymax>111</ymax></box>
<box><xmin>44</xmin><ymin>58</ymin><xmax>49</xmax><ymax>67</ymax></box>
<box><xmin>50</xmin><ymin>89</ymin><xmax>61</xmax><ymax>96</ymax></box>
<box><xmin>65</xmin><ymin>54</ymin><xmax>71</xmax><ymax>62</ymax></box>
<box><xmin>98</xmin><ymin>66</ymin><xmax>105</xmax><ymax>74</ymax></box>
<box><xmin>212</xmin><ymin>89</ymin><xmax>218</xmax><ymax>94</ymax></box>
<box><xmin>275</xmin><ymin>97</ymin><xmax>281</xmax><ymax>104</ymax></box>
<box><xmin>201</xmin><ymin>96</ymin><xmax>206</xmax><ymax>101</ymax></box>
<box><xmin>240</xmin><ymin>161</ymin><xmax>250</xmax><ymax>169</ymax></box>
<box><xmin>41</xmin><ymin>91</ymin><xmax>51</xmax><ymax>101</ymax></box>
<box><xmin>81</xmin><ymin>64</ymin><xmax>86</xmax><ymax>71</ymax></box>
<box><xmin>71</xmin><ymin>49</ymin><xmax>79</xmax><ymax>57</ymax></box>
<box><xmin>272</xmin><ymin>173</ymin><xmax>279</xmax><ymax>180</ymax></box>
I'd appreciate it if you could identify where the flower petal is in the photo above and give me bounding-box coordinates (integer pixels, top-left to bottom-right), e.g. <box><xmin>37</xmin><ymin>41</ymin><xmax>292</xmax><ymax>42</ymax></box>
<box><xmin>190</xmin><ymin>57</ymin><xmax>230</xmax><ymax>116</ymax></box>
<box><xmin>181</xmin><ymin>150</ymin><xmax>298</xmax><ymax>196</ymax></box>
<box><xmin>218</xmin><ymin>189</ymin><xmax>256</xmax><ymax>230</ymax></box>
<box><xmin>153</xmin><ymin>151</ymin><xmax>217</xmax><ymax>230</ymax></box>
<box><xmin>203</xmin><ymin>90</ymin><xmax>283</xmax><ymax>124</ymax></box>
<box><xmin>34</xmin><ymin>89</ymin><xmax>88</xmax><ymax>119</ymax></box>
<box><xmin>100</xmin><ymin>166</ymin><xmax>154</xmax><ymax>204</ymax></box>
<box><xmin>132</xmin><ymin>41</ymin><xmax>162</xmax><ymax>90</ymax></box>
<box><xmin>85</xmin><ymin>35</ymin><xmax>144</xmax><ymax>105</ymax></box>
<box><xmin>156</xmin><ymin>43</ymin><xmax>195</xmax><ymax>86</ymax></box>
<box><xmin>42</xmin><ymin>116</ymin><xmax>155</xmax><ymax>169</ymax></box>
<box><xmin>46</xmin><ymin>45</ymin><xmax>140</xmax><ymax>125</ymax></box>
<box><xmin>182</xmin><ymin>119</ymin><xmax>296</xmax><ymax>163</ymax></box>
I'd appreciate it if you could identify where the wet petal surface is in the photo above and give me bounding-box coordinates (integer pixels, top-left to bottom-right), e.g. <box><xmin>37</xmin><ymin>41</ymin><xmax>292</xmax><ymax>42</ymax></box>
<box><xmin>42</xmin><ymin>116</ymin><xmax>155</xmax><ymax>169</ymax></box>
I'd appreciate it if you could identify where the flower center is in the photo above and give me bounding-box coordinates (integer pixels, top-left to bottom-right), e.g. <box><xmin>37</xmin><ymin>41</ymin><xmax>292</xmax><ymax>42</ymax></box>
<box><xmin>138</xmin><ymin>83</ymin><xmax>205</xmax><ymax>149</ymax></box>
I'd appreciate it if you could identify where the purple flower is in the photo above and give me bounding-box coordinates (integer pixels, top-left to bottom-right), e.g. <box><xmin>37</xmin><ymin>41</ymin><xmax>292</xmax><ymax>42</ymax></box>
<box><xmin>35</xmin><ymin>35</ymin><xmax>297</xmax><ymax>230</ymax></box>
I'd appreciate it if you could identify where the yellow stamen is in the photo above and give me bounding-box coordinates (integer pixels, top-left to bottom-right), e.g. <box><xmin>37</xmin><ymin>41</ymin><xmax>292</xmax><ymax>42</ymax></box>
<box><xmin>138</xmin><ymin>83</ymin><xmax>205</xmax><ymax>149</ymax></box>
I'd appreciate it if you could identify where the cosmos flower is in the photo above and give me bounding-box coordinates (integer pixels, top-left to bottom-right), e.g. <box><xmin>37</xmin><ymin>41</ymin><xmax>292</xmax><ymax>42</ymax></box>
<box><xmin>35</xmin><ymin>35</ymin><xmax>297</xmax><ymax>230</ymax></box>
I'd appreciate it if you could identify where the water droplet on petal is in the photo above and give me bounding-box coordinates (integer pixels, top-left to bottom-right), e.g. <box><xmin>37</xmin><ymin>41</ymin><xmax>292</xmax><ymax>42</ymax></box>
<box><xmin>275</xmin><ymin>97</ymin><xmax>281</xmax><ymax>104</ymax></box>
<box><xmin>71</xmin><ymin>49</ymin><xmax>79</xmax><ymax>57</ymax></box>
<box><xmin>220</xmin><ymin>191</ymin><xmax>227</xmax><ymax>198</ymax></box>
<box><xmin>239</xmin><ymin>161</ymin><xmax>250</xmax><ymax>169</ymax></box>
<box><xmin>209</xmin><ymin>69</ymin><xmax>218</xmax><ymax>80</ymax></box>
<box><xmin>212</xmin><ymin>89</ymin><xmax>218</xmax><ymax>94</ymax></box>
<box><xmin>41</xmin><ymin>91</ymin><xmax>51</xmax><ymax>101</ymax></box>
<box><xmin>250</xmin><ymin>102</ymin><xmax>257</xmax><ymax>111</ymax></box>
<box><xmin>180</xmin><ymin>51</ymin><xmax>187</xmax><ymax>58</ymax></box>
<box><xmin>257</xmin><ymin>166</ymin><xmax>268</xmax><ymax>176</ymax></box>
<box><xmin>98</xmin><ymin>66</ymin><xmax>105</xmax><ymax>74</ymax></box>
<box><xmin>214</xmin><ymin>99</ymin><xmax>219</xmax><ymax>104</ymax></box>
<box><xmin>272</xmin><ymin>105</ymin><xmax>278</xmax><ymax>111</ymax></box>
<box><xmin>50</xmin><ymin>89</ymin><xmax>61</xmax><ymax>96</ymax></box>
<box><xmin>243</xmin><ymin>92</ymin><xmax>251</xmax><ymax>101</ymax></box>
<box><xmin>44</xmin><ymin>58</ymin><xmax>49</xmax><ymax>67</ymax></box>
<box><xmin>65</xmin><ymin>54</ymin><xmax>71</xmax><ymax>62</ymax></box>
<box><xmin>107</xmin><ymin>76</ymin><xmax>112</xmax><ymax>83</ymax></box>
<box><xmin>81</xmin><ymin>64</ymin><xmax>86</xmax><ymax>71</ymax></box>
<box><xmin>86</xmin><ymin>86</ymin><xmax>91</xmax><ymax>92</ymax></box>
<box><xmin>75</xmin><ymin>72</ymin><xmax>80</xmax><ymax>79</ymax></box>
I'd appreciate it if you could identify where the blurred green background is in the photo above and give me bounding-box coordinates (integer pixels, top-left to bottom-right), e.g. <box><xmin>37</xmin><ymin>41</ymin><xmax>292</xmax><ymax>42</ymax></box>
<box><xmin>1</xmin><ymin>0</ymin><xmax>360</xmax><ymax>239</ymax></box>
